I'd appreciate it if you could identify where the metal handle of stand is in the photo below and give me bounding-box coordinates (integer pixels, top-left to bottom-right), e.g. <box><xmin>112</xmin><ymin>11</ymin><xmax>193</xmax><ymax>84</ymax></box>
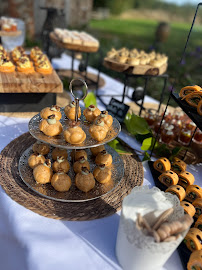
<box><xmin>69</xmin><ymin>78</ymin><xmax>88</xmax><ymax>122</ymax></box>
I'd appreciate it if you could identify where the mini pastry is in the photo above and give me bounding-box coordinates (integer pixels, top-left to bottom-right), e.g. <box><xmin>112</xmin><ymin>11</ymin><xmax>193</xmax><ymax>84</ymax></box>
<box><xmin>39</xmin><ymin>115</ymin><xmax>63</xmax><ymax>137</ymax></box>
<box><xmin>194</xmin><ymin>215</ymin><xmax>202</xmax><ymax>231</ymax></box>
<box><xmin>52</xmin><ymin>156</ymin><xmax>70</xmax><ymax>173</ymax></box>
<box><xmin>95</xmin><ymin>150</ymin><xmax>112</xmax><ymax>167</ymax></box>
<box><xmin>0</xmin><ymin>55</ymin><xmax>15</xmax><ymax>72</ymax></box>
<box><xmin>193</xmin><ymin>198</ymin><xmax>202</xmax><ymax>218</ymax></box>
<box><xmin>70</xmin><ymin>149</ymin><xmax>87</xmax><ymax>161</ymax></box>
<box><xmin>93</xmin><ymin>164</ymin><xmax>112</xmax><ymax>184</ymax></box>
<box><xmin>64</xmin><ymin>121</ymin><xmax>86</xmax><ymax>145</ymax></box>
<box><xmin>127</xmin><ymin>57</ymin><xmax>140</xmax><ymax>66</ymax></box>
<box><xmin>89</xmin><ymin>119</ymin><xmax>108</xmax><ymax>142</ymax></box>
<box><xmin>153</xmin><ymin>157</ymin><xmax>171</xmax><ymax>173</ymax></box>
<box><xmin>90</xmin><ymin>145</ymin><xmax>105</xmax><ymax>156</ymax></box>
<box><xmin>187</xmin><ymin>250</ymin><xmax>202</xmax><ymax>270</ymax></box>
<box><xmin>11</xmin><ymin>46</ymin><xmax>25</xmax><ymax>61</ymax></box>
<box><xmin>40</xmin><ymin>105</ymin><xmax>62</xmax><ymax>121</ymax></box>
<box><xmin>52</xmin><ymin>147</ymin><xmax>68</xmax><ymax>160</ymax></box>
<box><xmin>33</xmin><ymin>159</ymin><xmax>53</xmax><ymax>184</ymax></box>
<box><xmin>73</xmin><ymin>156</ymin><xmax>90</xmax><ymax>174</ymax></box>
<box><xmin>186</xmin><ymin>185</ymin><xmax>202</xmax><ymax>203</ymax></box>
<box><xmin>16</xmin><ymin>56</ymin><xmax>35</xmax><ymax>73</ymax></box>
<box><xmin>64</xmin><ymin>101</ymin><xmax>81</xmax><ymax>121</ymax></box>
<box><xmin>171</xmin><ymin>157</ymin><xmax>186</xmax><ymax>174</ymax></box>
<box><xmin>35</xmin><ymin>59</ymin><xmax>53</xmax><ymax>74</ymax></box>
<box><xmin>75</xmin><ymin>167</ymin><xmax>95</xmax><ymax>192</ymax></box>
<box><xmin>178</xmin><ymin>171</ymin><xmax>195</xmax><ymax>189</ymax></box>
<box><xmin>83</xmin><ymin>105</ymin><xmax>101</xmax><ymax>122</ymax></box>
<box><xmin>96</xmin><ymin>110</ymin><xmax>113</xmax><ymax>128</ymax></box>
<box><xmin>184</xmin><ymin>228</ymin><xmax>202</xmax><ymax>252</ymax></box>
<box><xmin>165</xmin><ymin>185</ymin><xmax>186</xmax><ymax>201</ymax></box>
<box><xmin>158</xmin><ymin>170</ymin><xmax>179</xmax><ymax>187</ymax></box>
<box><xmin>179</xmin><ymin>85</ymin><xmax>201</xmax><ymax>99</ymax></box>
<box><xmin>28</xmin><ymin>153</ymin><xmax>45</xmax><ymax>169</ymax></box>
<box><xmin>32</xmin><ymin>141</ymin><xmax>50</xmax><ymax>155</ymax></box>
<box><xmin>185</xmin><ymin>92</ymin><xmax>202</xmax><ymax>108</ymax></box>
<box><xmin>34</xmin><ymin>54</ymin><xmax>49</xmax><ymax>66</ymax></box>
<box><xmin>180</xmin><ymin>201</ymin><xmax>196</xmax><ymax>217</ymax></box>
<box><xmin>197</xmin><ymin>99</ymin><xmax>202</xmax><ymax>116</ymax></box>
<box><xmin>30</xmin><ymin>46</ymin><xmax>43</xmax><ymax>61</ymax></box>
<box><xmin>51</xmin><ymin>172</ymin><xmax>71</xmax><ymax>192</ymax></box>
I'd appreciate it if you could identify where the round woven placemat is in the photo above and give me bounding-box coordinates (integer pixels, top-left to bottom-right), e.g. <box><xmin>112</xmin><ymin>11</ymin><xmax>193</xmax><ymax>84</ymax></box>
<box><xmin>0</xmin><ymin>132</ymin><xmax>143</xmax><ymax>221</ymax></box>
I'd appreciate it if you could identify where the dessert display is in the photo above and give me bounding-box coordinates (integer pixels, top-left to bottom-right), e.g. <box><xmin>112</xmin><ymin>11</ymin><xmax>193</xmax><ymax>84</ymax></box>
<box><xmin>0</xmin><ymin>52</ymin><xmax>15</xmax><ymax>72</ymax></box>
<box><xmin>51</xmin><ymin>172</ymin><xmax>71</xmax><ymax>192</ymax></box>
<box><xmin>39</xmin><ymin>115</ymin><xmax>63</xmax><ymax>137</ymax></box>
<box><xmin>153</xmin><ymin>157</ymin><xmax>171</xmax><ymax>173</ymax></box>
<box><xmin>33</xmin><ymin>159</ymin><xmax>53</xmax><ymax>184</ymax></box>
<box><xmin>64</xmin><ymin>121</ymin><xmax>86</xmax><ymax>145</ymax></box>
<box><xmin>180</xmin><ymin>201</ymin><xmax>196</xmax><ymax>217</ymax></box>
<box><xmin>40</xmin><ymin>106</ymin><xmax>62</xmax><ymax>121</ymax></box>
<box><xmin>165</xmin><ymin>185</ymin><xmax>186</xmax><ymax>201</ymax></box>
<box><xmin>95</xmin><ymin>150</ymin><xmax>112</xmax><ymax>167</ymax></box>
<box><xmin>32</xmin><ymin>141</ymin><xmax>50</xmax><ymax>155</ymax></box>
<box><xmin>83</xmin><ymin>105</ymin><xmax>101</xmax><ymax>122</ymax></box>
<box><xmin>93</xmin><ymin>164</ymin><xmax>112</xmax><ymax>184</ymax></box>
<box><xmin>75</xmin><ymin>167</ymin><xmax>95</xmax><ymax>192</ymax></box>
<box><xmin>64</xmin><ymin>101</ymin><xmax>81</xmax><ymax>121</ymax></box>
<box><xmin>184</xmin><ymin>228</ymin><xmax>202</xmax><ymax>251</ymax></box>
<box><xmin>28</xmin><ymin>153</ymin><xmax>45</xmax><ymax>169</ymax></box>
<box><xmin>73</xmin><ymin>156</ymin><xmax>90</xmax><ymax>173</ymax></box>
<box><xmin>185</xmin><ymin>185</ymin><xmax>202</xmax><ymax>203</ymax></box>
<box><xmin>187</xmin><ymin>250</ymin><xmax>202</xmax><ymax>270</ymax></box>
<box><xmin>158</xmin><ymin>170</ymin><xmax>179</xmax><ymax>187</ymax></box>
<box><xmin>52</xmin><ymin>156</ymin><xmax>70</xmax><ymax>173</ymax></box>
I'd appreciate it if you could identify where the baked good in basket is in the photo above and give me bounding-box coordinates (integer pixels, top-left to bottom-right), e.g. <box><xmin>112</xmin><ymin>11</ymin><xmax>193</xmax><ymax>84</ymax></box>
<box><xmin>153</xmin><ymin>157</ymin><xmax>171</xmax><ymax>173</ymax></box>
<box><xmin>73</xmin><ymin>156</ymin><xmax>90</xmax><ymax>174</ymax></box>
<box><xmin>89</xmin><ymin>119</ymin><xmax>108</xmax><ymax>141</ymax></box>
<box><xmin>40</xmin><ymin>105</ymin><xmax>62</xmax><ymax>121</ymax></box>
<box><xmin>75</xmin><ymin>167</ymin><xmax>95</xmax><ymax>192</ymax></box>
<box><xmin>83</xmin><ymin>105</ymin><xmax>101</xmax><ymax>122</ymax></box>
<box><xmin>28</xmin><ymin>153</ymin><xmax>45</xmax><ymax>169</ymax></box>
<box><xmin>39</xmin><ymin>115</ymin><xmax>63</xmax><ymax>137</ymax></box>
<box><xmin>186</xmin><ymin>186</ymin><xmax>202</xmax><ymax>203</ymax></box>
<box><xmin>178</xmin><ymin>171</ymin><xmax>195</xmax><ymax>189</ymax></box>
<box><xmin>165</xmin><ymin>185</ymin><xmax>186</xmax><ymax>201</ymax></box>
<box><xmin>52</xmin><ymin>147</ymin><xmax>68</xmax><ymax>160</ymax></box>
<box><xmin>32</xmin><ymin>141</ymin><xmax>50</xmax><ymax>155</ymax></box>
<box><xmin>193</xmin><ymin>198</ymin><xmax>202</xmax><ymax>218</ymax></box>
<box><xmin>33</xmin><ymin>159</ymin><xmax>53</xmax><ymax>184</ymax></box>
<box><xmin>51</xmin><ymin>172</ymin><xmax>71</xmax><ymax>192</ymax></box>
<box><xmin>187</xmin><ymin>250</ymin><xmax>202</xmax><ymax>270</ymax></box>
<box><xmin>179</xmin><ymin>85</ymin><xmax>201</xmax><ymax>99</ymax></box>
<box><xmin>158</xmin><ymin>170</ymin><xmax>179</xmax><ymax>187</ymax></box>
<box><xmin>184</xmin><ymin>228</ymin><xmax>202</xmax><ymax>251</ymax></box>
<box><xmin>171</xmin><ymin>157</ymin><xmax>186</xmax><ymax>174</ymax></box>
<box><xmin>180</xmin><ymin>201</ymin><xmax>196</xmax><ymax>217</ymax></box>
<box><xmin>52</xmin><ymin>156</ymin><xmax>70</xmax><ymax>173</ymax></box>
<box><xmin>64</xmin><ymin>121</ymin><xmax>86</xmax><ymax>145</ymax></box>
<box><xmin>93</xmin><ymin>164</ymin><xmax>111</xmax><ymax>184</ymax></box>
<box><xmin>64</xmin><ymin>101</ymin><xmax>81</xmax><ymax>121</ymax></box>
<box><xmin>95</xmin><ymin>150</ymin><xmax>112</xmax><ymax>167</ymax></box>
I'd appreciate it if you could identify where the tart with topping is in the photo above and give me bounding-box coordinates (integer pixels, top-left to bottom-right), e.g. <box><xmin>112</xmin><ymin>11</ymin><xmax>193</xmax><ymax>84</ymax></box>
<box><xmin>35</xmin><ymin>59</ymin><xmax>52</xmax><ymax>74</ymax></box>
<box><xmin>0</xmin><ymin>55</ymin><xmax>15</xmax><ymax>72</ymax></box>
<box><xmin>16</xmin><ymin>56</ymin><xmax>34</xmax><ymax>73</ymax></box>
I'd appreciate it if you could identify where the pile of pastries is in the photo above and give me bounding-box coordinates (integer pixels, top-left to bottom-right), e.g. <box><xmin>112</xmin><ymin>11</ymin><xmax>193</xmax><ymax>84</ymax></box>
<box><xmin>0</xmin><ymin>45</ymin><xmax>53</xmax><ymax>74</ymax></box>
<box><xmin>179</xmin><ymin>85</ymin><xmax>202</xmax><ymax>116</ymax></box>
<box><xmin>28</xmin><ymin>141</ymin><xmax>112</xmax><ymax>193</ymax></box>
<box><xmin>106</xmin><ymin>47</ymin><xmax>168</xmax><ymax>68</ymax></box>
<box><xmin>0</xmin><ymin>17</ymin><xmax>17</xmax><ymax>32</ymax></box>
<box><xmin>39</xmin><ymin>103</ymin><xmax>113</xmax><ymax>143</ymax></box>
<box><xmin>153</xmin><ymin>157</ymin><xmax>202</xmax><ymax>268</ymax></box>
<box><xmin>53</xmin><ymin>28</ymin><xmax>99</xmax><ymax>48</ymax></box>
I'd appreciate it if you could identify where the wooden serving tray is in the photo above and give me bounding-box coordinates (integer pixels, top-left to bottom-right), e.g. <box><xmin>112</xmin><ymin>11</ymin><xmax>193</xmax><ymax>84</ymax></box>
<box><xmin>103</xmin><ymin>57</ymin><xmax>168</xmax><ymax>76</ymax></box>
<box><xmin>50</xmin><ymin>32</ymin><xmax>99</xmax><ymax>53</ymax></box>
<box><xmin>0</xmin><ymin>30</ymin><xmax>22</xmax><ymax>37</ymax></box>
<box><xmin>0</xmin><ymin>70</ymin><xmax>63</xmax><ymax>93</ymax></box>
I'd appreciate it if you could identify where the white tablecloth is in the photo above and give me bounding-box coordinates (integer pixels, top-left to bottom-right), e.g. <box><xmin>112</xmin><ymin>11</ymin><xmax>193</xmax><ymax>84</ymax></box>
<box><xmin>0</xmin><ymin>54</ymin><xmax>201</xmax><ymax>270</ymax></box>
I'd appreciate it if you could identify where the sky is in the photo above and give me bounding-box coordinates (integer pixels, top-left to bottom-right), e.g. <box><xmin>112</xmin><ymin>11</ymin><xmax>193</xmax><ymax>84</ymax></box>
<box><xmin>164</xmin><ymin>0</ymin><xmax>200</xmax><ymax>5</ymax></box>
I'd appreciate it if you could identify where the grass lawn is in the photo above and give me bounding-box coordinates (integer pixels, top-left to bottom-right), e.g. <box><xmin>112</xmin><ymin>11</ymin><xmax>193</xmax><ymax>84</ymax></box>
<box><xmin>87</xmin><ymin>18</ymin><xmax>202</xmax><ymax>106</ymax></box>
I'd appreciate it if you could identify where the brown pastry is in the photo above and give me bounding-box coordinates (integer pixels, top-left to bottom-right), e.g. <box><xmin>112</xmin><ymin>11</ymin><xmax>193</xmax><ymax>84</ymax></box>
<box><xmin>32</xmin><ymin>141</ymin><xmax>50</xmax><ymax>155</ymax></box>
<box><xmin>153</xmin><ymin>157</ymin><xmax>171</xmax><ymax>173</ymax></box>
<box><xmin>52</xmin><ymin>156</ymin><xmax>70</xmax><ymax>173</ymax></box>
<box><xmin>158</xmin><ymin>170</ymin><xmax>179</xmax><ymax>187</ymax></box>
<box><xmin>186</xmin><ymin>185</ymin><xmax>202</xmax><ymax>203</ymax></box>
<box><xmin>51</xmin><ymin>172</ymin><xmax>71</xmax><ymax>192</ymax></box>
<box><xmin>171</xmin><ymin>157</ymin><xmax>187</xmax><ymax>174</ymax></box>
<box><xmin>180</xmin><ymin>201</ymin><xmax>196</xmax><ymax>217</ymax></box>
<box><xmin>33</xmin><ymin>159</ymin><xmax>53</xmax><ymax>184</ymax></box>
<box><xmin>52</xmin><ymin>147</ymin><xmax>68</xmax><ymax>160</ymax></box>
<box><xmin>75</xmin><ymin>167</ymin><xmax>95</xmax><ymax>192</ymax></box>
<box><xmin>40</xmin><ymin>105</ymin><xmax>62</xmax><ymax>121</ymax></box>
<box><xmin>64</xmin><ymin>101</ymin><xmax>81</xmax><ymax>120</ymax></box>
<box><xmin>83</xmin><ymin>104</ymin><xmax>101</xmax><ymax>122</ymax></box>
<box><xmin>96</xmin><ymin>110</ymin><xmax>113</xmax><ymax>128</ymax></box>
<box><xmin>187</xmin><ymin>250</ymin><xmax>202</xmax><ymax>270</ymax></box>
<box><xmin>184</xmin><ymin>228</ymin><xmax>202</xmax><ymax>252</ymax></box>
<box><xmin>193</xmin><ymin>198</ymin><xmax>202</xmax><ymax>218</ymax></box>
<box><xmin>64</xmin><ymin>121</ymin><xmax>86</xmax><ymax>145</ymax></box>
<box><xmin>95</xmin><ymin>150</ymin><xmax>112</xmax><ymax>167</ymax></box>
<box><xmin>90</xmin><ymin>145</ymin><xmax>105</xmax><ymax>156</ymax></box>
<box><xmin>89</xmin><ymin>119</ymin><xmax>108</xmax><ymax>142</ymax></box>
<box><xmin>28</xmin><ymin>153</ymin><xmax>45</xmax><ymax>169</ymax></box>
<box><xmin>93</xmin><ymin>164</ymin><xmax>111</xmax><ymax>184</ymax></box>
<box><xmin>178</xmin><ymin>171</ymin><xmax>195</xmax><ymax>189</ymax></box>
<box><xmin>70</xmin><ymin>149</ymin><xmax>87</xmax><ymax>161</ymax></box>
<box><xmin>73</xmin><ymin>156</ymin><xmax>90</xmax><ymax>174</ymax></box>
<box><xmin>39</xmin><ymin>115</ymin><xmax>63</xmax><ymax>137</ymax></box>
<box><xmin>194</xmin><ymin>215</ymin><xmax>202</xmax><ymax>231</ymax></box>
<box><xmin>165</xmin><ymin>185</ymin><xmax>186</xmax><ymax>201</ymax></box>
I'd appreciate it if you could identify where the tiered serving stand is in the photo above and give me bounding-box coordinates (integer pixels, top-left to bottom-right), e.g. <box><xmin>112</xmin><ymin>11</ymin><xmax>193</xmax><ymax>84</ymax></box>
<box><xmin>18</xmin><ymin>78</ymin><xmax>124</xmax><ymax>203</ymax></box>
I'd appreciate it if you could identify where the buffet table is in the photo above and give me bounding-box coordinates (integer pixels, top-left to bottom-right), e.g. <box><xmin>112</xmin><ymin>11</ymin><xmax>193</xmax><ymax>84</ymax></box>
<box><xmin>0</xmin><ymin>54</ymin><xmax>201</xmax><ymax>270</ymax></box>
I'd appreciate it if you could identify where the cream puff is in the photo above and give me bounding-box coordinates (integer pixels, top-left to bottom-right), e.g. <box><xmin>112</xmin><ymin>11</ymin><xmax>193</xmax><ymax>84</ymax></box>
<box><xmin>63</xmin><ymin>121</ymin><xmax>86</xmax><ymax>145</ymax></box>
<box><xmin>51</xmin><ymin>172</ymin><xmax>71</xmax><ymax>192</ymax></box>
<box><xmin>52</xmin><ymin>147</ymin><xmax>68</xmax><ymax>161</ymax></box>
<box><xmin>83</xmin><ymin>104</ymin><xmax>101</xmax><ymax>122</ymax></box>
<box><xmin>64</xmin><ymin>101</ymin><xmax>81</xmax><ymax>120</ymax></box>
<box><xmin>73</xmin><ymin>156</ymin><xmax>90</xmax><ymax>174</ymax></box>
<box><xmin>95</xmin><ymin>150</ymin><xmax>112</xmax><ymax>167</ymax></box>
<box><xmin>52</xmin><ymin>156</ymin><xmax>70</xmax><ymax>173</ymax></box>
<box><xmin>70</xmin><ymin>149</ymin><xmax>87</xmax><ymax>161</ymax></box>
<box><xmin>75</xmin><ymin>167</ymin><xmax>95</xmax><ymax>192</ymax></box>
<box><xmin>89</xmin><ymin>119</ymin><xmax>108</xmax><ymax>142</ymax></box>
<box><xmin>90</xmin><ymin>145</ymin><xmax>105</xmax><ymax>156</ymax></box>
<box><xmin>33</xmin><ymin>159</ymin><xmax>53</xmax><ymax>184</ymax></box>
<box><xmin>32</xmin><ymin>141</ymin><xmax>50</xmax><ymax>155</ymax></box>
<box><xmin>93</xmin><ymin>164</ymin><xmax>112</xmax><ymax>184</ymax></box>
<box><xmin>39</xmin><ymin>115</ymin><xmax>63</xmax><ymax>137</ymax></box>
<box><xmin>28</xmin><ymin>153</ymin><xmax>45</xmax><ymax>169</ymax></box>
<box><xmin>97</xmin><ymin>111</ymin><xmax>113</xmax><ymax>128</ymax></box>
<box><xmin>40</xmin><ymin>105</ymin><xmax>62</xmax><ymax>121</ymax></box>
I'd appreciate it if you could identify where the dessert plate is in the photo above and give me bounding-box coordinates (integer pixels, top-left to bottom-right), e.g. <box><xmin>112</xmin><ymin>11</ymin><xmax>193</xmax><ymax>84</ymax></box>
<box><xmin>29</xmin><ymin>108</ymin><xmax>121</xmax><ymax>150</ymax></box>
<box><xmin>18</xmin><ymin>144</ymin><xmax>124</xmax><ymax>202</ymax></box>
